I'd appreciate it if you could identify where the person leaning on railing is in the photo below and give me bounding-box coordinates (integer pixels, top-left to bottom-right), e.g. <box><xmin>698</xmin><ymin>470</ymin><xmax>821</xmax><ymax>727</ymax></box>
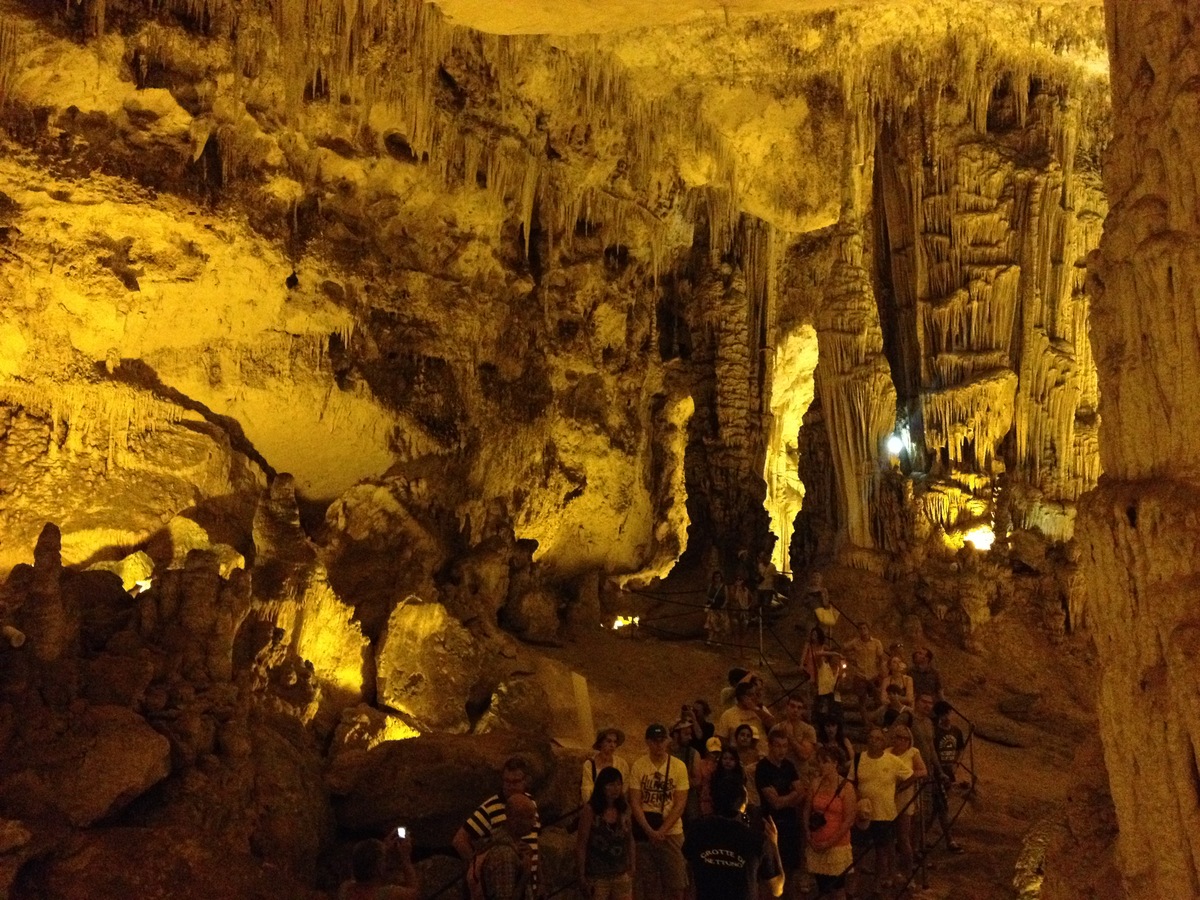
<box><xmin>931</xmin><ymin>701</ymin><xmax>967</xmax><ymax>851</ymax></box>
<box><xmin>912</xmin><ymin>695</ymin><xmax>963</xmax><ymax>853</ymax></box>
<box><xmin>888</xmin><ymin>724</ymin><xmax>928</xmax><ymax>881</ymax></box>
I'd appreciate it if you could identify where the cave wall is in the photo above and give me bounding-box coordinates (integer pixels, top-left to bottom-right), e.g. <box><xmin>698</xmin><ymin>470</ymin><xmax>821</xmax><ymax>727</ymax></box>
<box><xmin>0</xmin><ymin>0</ymin><xmax>717</xmax><ymax>582</ymax></box>
<box><xmin>1079</xmin><ymin>0</ymin><xmax>1200</xmax><ymax>896</ymax></box>
<box><xmin>870</xmin><ymin>39</ymin><xmax>1109</xmax><ymax>550</ymax></box>
<box><xmin>0</xmin><ymin>0</ymin><xmax>1116</xmax><ymax>588</ymax></box>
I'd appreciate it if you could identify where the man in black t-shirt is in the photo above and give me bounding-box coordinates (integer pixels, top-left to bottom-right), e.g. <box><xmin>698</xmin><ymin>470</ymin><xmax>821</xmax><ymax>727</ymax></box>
<box><xmin>755</xmin><ymin>727</ymin><xmax>804</xmax><ymax>894</ymax></box>
<box><xmin>931</xmin><ymin>701</ymin><xmax>966</xmax><ymax>853</ymax></box>
<box><xmin>683</xmin><ymin>781</ymin><xmax>784</xmax><ymax>900</ymax></box>
<box><xmin>933</xmin><ymin>701</ymin><xmax>965</xmax><ymax>781</ymax></box>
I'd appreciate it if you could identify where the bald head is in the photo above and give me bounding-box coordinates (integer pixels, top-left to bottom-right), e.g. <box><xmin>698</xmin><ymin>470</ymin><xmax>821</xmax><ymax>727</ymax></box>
<box><xmin>505</xmin><ymin>793</ymin><xmax>537</xmax><ymax>836</ymax></box>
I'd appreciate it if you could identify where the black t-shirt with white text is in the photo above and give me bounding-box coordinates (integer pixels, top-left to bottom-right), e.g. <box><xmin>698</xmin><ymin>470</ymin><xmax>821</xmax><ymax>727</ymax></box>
<box><xmin>934</xmin><ymin>723</ymin><xmax>965</xmax><ymax>777</ymax></box>
<box><xmin>683</xmin><ymin>814</ymin><xmax>780</xmax><ymax>900</ymax></box>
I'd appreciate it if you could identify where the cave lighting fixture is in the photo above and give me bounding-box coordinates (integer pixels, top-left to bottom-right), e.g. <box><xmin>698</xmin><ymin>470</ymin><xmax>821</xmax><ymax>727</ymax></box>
<box><xmin>610</xmin><ymin>615</ymin><xmax>640</xmax><ymax>630</ymax></box>
<box><xmin>885</xmin><ymin>426</ymin><xmax>912</xmax><ymax>459</ymax></box>
<box><xmin>963</xmin><ymin>525</ymin><xmax>996</xmax><ymax>551</ymax></box>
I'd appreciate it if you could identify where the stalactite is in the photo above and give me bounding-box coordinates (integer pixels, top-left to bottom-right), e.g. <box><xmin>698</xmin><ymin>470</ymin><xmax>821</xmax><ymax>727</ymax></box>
<box><xmin>0</xmin><ymin>382</ymin><xmax>185</xmax><ymax>436</ymax></box>
<box><xmin>874</xmin><ymin>47</ymin><xmax>1104</xmax><ymax>533</ymax></box>
<box><xmin>922</xmin><ymin>370</ymin><xmax>1017</xmax><ymax>468</ymax></box>
<box><xmin>0</xmin><ymin>15</ymin><xmax>18</xmax><ymax>107</ymax></box>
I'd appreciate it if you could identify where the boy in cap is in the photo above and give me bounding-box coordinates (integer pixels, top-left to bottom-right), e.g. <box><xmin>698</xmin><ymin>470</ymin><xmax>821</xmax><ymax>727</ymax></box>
<box><xmin>631</xmin><ymin>723</ymin><xmax>690</xmax><ymax>900</ymax></box>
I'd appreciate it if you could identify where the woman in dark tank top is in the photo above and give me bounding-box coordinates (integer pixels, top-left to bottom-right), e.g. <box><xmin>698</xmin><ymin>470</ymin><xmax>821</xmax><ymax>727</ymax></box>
<box><xmin>577</xmin><ymin>766</ymin><xmax>635</xmax><ymax>900</ymax></box>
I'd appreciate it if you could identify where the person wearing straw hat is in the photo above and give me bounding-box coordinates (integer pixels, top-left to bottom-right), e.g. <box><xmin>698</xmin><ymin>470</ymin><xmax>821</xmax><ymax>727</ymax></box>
<box><xmin>583</xmin><ymin>727</ymin><xmax>630</xmax><ymax>803</ymax></box>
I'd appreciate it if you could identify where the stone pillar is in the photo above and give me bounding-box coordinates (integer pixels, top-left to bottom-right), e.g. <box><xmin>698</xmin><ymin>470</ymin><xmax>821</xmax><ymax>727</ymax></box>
<box><xmin>814</xmin><ymin>228</ymin><xmax>896</xmax><ymax>551</ymax></box>
<box><xmin>1079</xmin><ymin>2</ymin><xmax>1200</xmax><ymax>896</ymax></box>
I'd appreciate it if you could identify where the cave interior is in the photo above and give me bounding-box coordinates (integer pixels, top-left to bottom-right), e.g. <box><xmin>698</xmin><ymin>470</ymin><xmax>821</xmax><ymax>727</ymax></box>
<box><xmin>0</xmin><ymin>0</ymin><xmax>1196</xmax><ymax>897</ymax></box>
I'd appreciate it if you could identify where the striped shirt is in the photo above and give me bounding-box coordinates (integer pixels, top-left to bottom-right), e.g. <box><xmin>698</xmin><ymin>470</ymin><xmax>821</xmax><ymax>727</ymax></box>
<box><xmin>465</xmin><ymin>793</ymin><xmax>540</xmax><ymax>884</ymax></box>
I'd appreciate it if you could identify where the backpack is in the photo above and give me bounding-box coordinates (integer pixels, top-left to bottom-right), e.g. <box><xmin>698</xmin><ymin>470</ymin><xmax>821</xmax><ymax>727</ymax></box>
<box><xmin>467</xmin><ymin>841</ymin><xmax>530</xmax><ymax>900</ymax></box>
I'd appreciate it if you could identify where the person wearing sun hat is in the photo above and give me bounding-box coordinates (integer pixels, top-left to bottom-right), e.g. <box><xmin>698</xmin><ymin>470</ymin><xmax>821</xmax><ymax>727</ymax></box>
<box><xmin>583</xmin><ymin>726</ymin><xmax>630</xmax><ymax>802</ymax></box>
<box><xmin>693</xmin><ymin>735</ymin><xmax>724</xmax><ymax>816</ymax></box>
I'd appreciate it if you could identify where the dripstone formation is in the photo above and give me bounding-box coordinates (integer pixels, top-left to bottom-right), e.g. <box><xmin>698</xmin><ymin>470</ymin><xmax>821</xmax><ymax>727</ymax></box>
<box><xmin>0</xmin><ymin>0</ymin><xmax>1189</xmax><ymax>897</ymax></box>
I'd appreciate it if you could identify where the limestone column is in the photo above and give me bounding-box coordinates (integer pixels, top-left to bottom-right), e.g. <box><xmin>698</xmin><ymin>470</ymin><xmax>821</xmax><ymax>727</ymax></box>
<box><xmin>814</xmin><ymin>228</ymin><xmax>896</xmax><ymax>551</ymax></box>
<box><xmin>1079</xmin><ymin>2</ymin><xmax>1200</xmax><ymax>896</ymax></box>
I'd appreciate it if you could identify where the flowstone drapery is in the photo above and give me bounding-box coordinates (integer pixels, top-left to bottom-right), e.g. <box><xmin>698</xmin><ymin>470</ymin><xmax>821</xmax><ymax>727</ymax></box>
<box><xmin>814</xmin><ymin>229</ymin><xmax>897</xmax><ymax>552</ymax></box>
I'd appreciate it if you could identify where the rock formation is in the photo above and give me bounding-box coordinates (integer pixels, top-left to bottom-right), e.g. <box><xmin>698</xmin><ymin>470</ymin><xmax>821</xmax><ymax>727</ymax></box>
<box><xmin>0</xmin><ymin>0</ymin><xmax>1184</xmax><ymax>895</ymax></box>
<box><xmin>1078</xmin><ymin>1</ymin><xmax>1200</xmax><ymax>897</ymax></box>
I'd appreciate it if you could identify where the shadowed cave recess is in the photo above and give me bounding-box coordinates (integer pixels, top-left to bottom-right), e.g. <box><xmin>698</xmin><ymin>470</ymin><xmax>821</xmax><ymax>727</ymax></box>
<box><xmin>0</xmin><ymin>0</ymin><xmax>1193</xmax><ymax>897</ymax></box>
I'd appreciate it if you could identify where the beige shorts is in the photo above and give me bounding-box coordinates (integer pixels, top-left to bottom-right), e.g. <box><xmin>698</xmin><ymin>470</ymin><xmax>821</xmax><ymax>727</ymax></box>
<box><xmin>637</xmin><ymin>833</ymin><xmax>688</xmax><ymax>892</ymax></box>
<box><xmin>591</xmin><ymin>871</ymin><xmax>634</xmax><ymax>900</ymax></box>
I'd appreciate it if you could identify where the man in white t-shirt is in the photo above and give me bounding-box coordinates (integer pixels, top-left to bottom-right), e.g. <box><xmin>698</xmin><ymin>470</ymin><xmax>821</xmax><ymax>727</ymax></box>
<box><xmin>844</xmin><ymin>622</ymin><xmax>887</xmax><ymax>709</ymax></box>
<box><xmin>854</xmin><ymin>727</ymin><xmax>914</xmax><ymax>890</ymax></box>
<box><xmin>631</xmin><ymin>723</ymin><xmax>690</xmax><ymax>900</ymax></box>
<box><xmin>780</xmin><ymin>696</ymin><xmax>817</xmax><ymax>769</ymax></box>
<box><xmin>718</xmin><ymin>680</ymin><xmax>775</xmax><ymax>756</ymax></box>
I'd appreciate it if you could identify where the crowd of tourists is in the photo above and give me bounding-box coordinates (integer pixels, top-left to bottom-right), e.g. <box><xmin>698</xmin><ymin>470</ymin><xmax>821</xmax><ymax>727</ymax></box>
<box><xmin>339</xmin><ymin>571</ymin><xmax>972</xmax><ymax>900</ymax></box>
<box><xmin>566</xmin><ymin>649</ymin><xmax>968</xmax><ymax>900</ymax></box>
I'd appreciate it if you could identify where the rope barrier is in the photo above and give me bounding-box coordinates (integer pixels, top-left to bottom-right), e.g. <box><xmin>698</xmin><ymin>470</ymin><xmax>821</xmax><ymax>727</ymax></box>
<box><xmin>626</xmin><ymin>585</ymin><xmax>708</xmax><ymax>597</ymax></box>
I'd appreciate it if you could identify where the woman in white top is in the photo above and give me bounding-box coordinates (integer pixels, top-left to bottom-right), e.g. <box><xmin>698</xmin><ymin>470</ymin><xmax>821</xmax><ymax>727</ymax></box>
<box><xmin>888</xmin><ymin>724</ymin><xmax>927</xmax><ymax>882</ymax></box>
<box><xmin>583</xmin><ymin>727</ymin><xmax>630</xmax><ymax>802</ymax></box>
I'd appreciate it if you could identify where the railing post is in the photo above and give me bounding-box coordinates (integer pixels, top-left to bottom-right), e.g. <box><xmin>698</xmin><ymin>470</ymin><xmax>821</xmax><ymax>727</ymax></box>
<box><xmin>917</xmin><ymin>780</ymin><xmax>929</xmax><ymax>890</ymax></box>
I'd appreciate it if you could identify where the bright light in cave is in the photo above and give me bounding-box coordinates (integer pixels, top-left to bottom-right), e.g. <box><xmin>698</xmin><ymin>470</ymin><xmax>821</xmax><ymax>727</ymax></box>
<box><xmin>885</xmin><ymin>426</ymin><xmax>912</xmax><ymax>461</ymax></box>
<box><xmin>611</xmin><ymin>615</ymin><xmax>639</xmax><ymax>630</ymax></box>
<box><xmin>964</xmin><ymin>525</ymin><xmax>995</xmax><ymax>551</ymax></box>
<box><xmin>380</xmin><ymin>718</ymin><xmax>421</xmax><ymax>742</ymax></box>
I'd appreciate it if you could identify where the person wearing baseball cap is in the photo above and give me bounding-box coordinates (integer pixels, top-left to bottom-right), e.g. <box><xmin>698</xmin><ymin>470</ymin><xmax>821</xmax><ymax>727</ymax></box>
<box><xmin>631</xmin><ymin>723</ymin><xmax>690</xmax><ymax>900</ymax></box>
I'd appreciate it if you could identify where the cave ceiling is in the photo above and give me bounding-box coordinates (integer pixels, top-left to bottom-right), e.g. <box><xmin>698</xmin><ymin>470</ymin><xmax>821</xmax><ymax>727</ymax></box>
<box><xmin>0</xmin><ymin>0</ymin><xmax>1111</xmax><ymax>580</ymax></box>
<box><xmin>429</xmin><ymin>0</ymin><xmax>1102</xmax><ymax>37</ymax></box>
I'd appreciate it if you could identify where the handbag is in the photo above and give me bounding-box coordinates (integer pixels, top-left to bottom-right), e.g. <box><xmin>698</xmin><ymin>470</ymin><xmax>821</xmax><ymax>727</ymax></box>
<box><xmin>807</xmin><ymin>777</ymin><xmax>846</xmax><ymax>833</ymax></box>
<box><xmin>633</xmin><ymin>757</ymin><xmax>671</xmax><ymax>842</ymax></box>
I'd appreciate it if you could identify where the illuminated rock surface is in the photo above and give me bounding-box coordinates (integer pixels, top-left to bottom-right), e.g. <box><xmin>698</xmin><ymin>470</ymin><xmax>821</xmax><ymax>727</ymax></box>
<box><xmin>0</xmin><ymin>0</ymin><xmax>1177</xmax><ymax>895</ymax></box>
<box><xmin>1077</xmin><ymin>1</ymin><xmax>1200</xmax><ymax>896</ymax></box>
